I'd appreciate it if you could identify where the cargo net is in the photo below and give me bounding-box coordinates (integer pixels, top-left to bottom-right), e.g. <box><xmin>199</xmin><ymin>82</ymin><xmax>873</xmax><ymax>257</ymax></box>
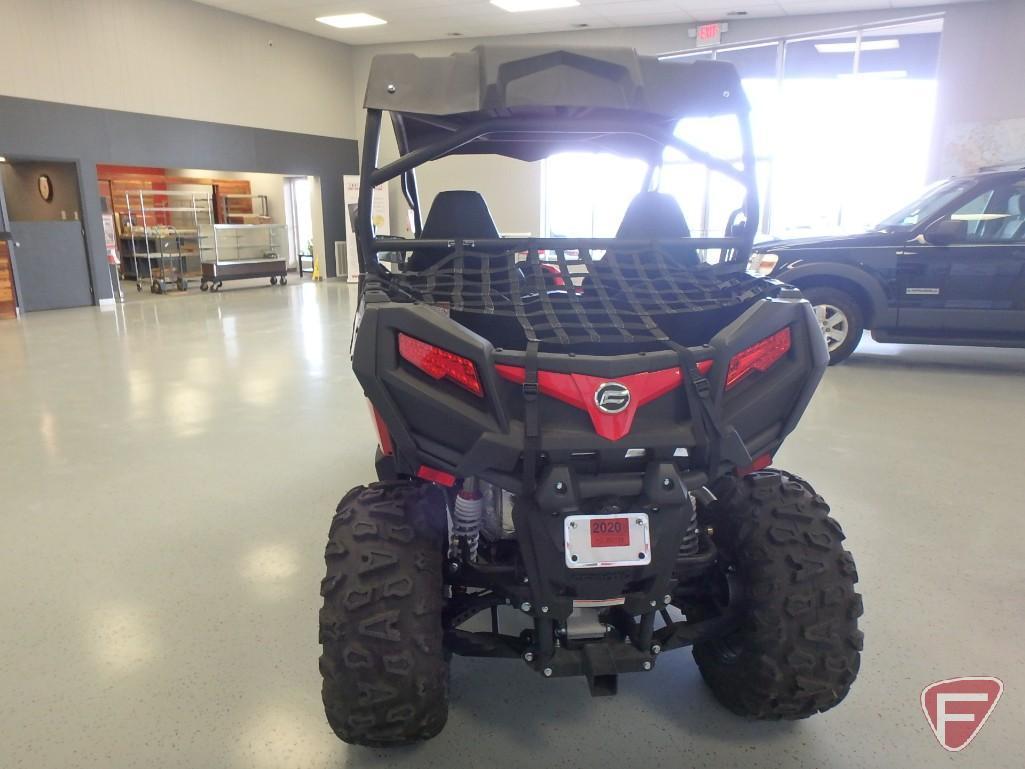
<box><xmin>386</xmin><ymin>243</ymin><xmax>775</xmax><ymax>346</ymax></box>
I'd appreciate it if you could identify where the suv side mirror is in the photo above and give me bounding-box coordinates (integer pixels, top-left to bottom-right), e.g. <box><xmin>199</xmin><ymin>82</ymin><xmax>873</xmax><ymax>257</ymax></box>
<box><xmin>923</xmin><ymin>218</ymin><xmax>963</xmax><ymax>246</ymax></box>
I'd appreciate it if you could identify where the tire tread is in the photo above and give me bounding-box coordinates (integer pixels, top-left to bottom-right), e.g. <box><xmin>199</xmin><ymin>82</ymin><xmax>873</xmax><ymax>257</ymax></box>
<box><xmin>693</xmin><ymin>470</ymin><xmax>863</xmax><ymax>720</ymax></box>
<box><xmin>320</xmin><ymin>481</ymin><xmax>449</xmax><ymax>746</ymax></box>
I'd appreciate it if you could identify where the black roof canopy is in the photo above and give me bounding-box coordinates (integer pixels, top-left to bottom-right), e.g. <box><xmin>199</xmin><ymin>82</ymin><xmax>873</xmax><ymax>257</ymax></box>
<box><xmin>364</xmin><ymin>46</ymin><xmax>749</xmax><ymax>162</ymax></box>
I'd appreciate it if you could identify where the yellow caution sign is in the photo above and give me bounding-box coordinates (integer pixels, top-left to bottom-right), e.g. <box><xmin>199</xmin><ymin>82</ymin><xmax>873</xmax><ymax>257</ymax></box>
<box><xmin>312</xmin><ymin>249</ymin><xmax>323</xmax><ymax>282</ymax></box>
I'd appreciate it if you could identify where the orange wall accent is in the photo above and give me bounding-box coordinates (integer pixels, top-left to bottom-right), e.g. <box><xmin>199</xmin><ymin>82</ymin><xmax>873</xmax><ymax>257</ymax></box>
<box><xmin>96</xmin><ymin>165</ymin><xmax>166</xmax><ymax>178</ymax></box>
<box><xmin>96</xmin><ymin>165</ymin><xmax>253</xmax><ymax>229</ymax></box>
<box><xmin>0</xmin><ymin>241</ymin><xmax>16</xmax><ymax>319</ymax></box>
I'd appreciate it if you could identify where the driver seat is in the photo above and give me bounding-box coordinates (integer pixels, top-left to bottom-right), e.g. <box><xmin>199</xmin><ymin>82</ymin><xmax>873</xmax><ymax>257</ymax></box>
<box><xmin>406</xmin><ymin>191</ymin><xmax>502</xmax><ymax>272</ymax></box>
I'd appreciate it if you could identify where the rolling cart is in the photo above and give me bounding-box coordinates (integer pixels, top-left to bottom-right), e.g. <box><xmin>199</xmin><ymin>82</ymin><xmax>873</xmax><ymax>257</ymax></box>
<box><xmin>200</xmin><ymin>224</ymin><xmax>289</xmax><ymax>291</ymax></box>
<box><xmin>147</xmin><ymin>228</ymin><xmax>189</xmax><ymax>294</ymax></box>
<box><xmin>122</xmin><ymin>190</ymin><xmax>214</xmax><ymax>293</ymax></box>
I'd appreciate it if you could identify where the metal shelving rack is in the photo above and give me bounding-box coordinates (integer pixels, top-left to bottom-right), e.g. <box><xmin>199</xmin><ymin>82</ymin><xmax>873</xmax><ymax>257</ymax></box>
<box><xmin>220</xmin><ymin>194</ymin><xmax>271</xmax><ymax>224</ymax></box>
<box><xmin>122</xmin><ymin>190</ymin><xmax>214</xmax><ymax>293</ymax></box>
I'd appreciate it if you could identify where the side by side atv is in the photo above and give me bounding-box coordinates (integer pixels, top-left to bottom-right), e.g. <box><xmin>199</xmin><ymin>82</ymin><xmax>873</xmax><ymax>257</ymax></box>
<box><xmin>320</xmin><ymin>45</ymin><xmax>863</xmax><ymax>746</ymax></box>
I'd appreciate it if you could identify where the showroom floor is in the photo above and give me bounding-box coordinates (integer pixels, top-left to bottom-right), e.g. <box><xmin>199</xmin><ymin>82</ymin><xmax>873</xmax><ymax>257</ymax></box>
<box><xmin>0</xmin><ymin>282</ymin><xmax>1021</xmax><ymax>769</ymax></box>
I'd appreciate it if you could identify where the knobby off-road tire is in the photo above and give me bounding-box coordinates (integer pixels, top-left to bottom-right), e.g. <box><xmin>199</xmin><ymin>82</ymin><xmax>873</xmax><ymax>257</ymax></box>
<box><xmin>319</xmin><ymin>481</ymin><xmax>449</xmax><ymax>746</ymax></box>
<box><xmin>693</xmin><ymin>470</ymin><xmax>863</xmax><ymax>719</ymax></box>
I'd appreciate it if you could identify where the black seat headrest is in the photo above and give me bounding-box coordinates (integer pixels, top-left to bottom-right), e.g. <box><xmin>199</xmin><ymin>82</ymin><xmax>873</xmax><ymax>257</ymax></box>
<box><xmin>616</xmin><ymin>192</ymin><xmax>692</xmax><ymax>239</ymax></box>
<box><xmin>422</xmin><ymin>191</ymin><xmax>500</xmax><ymax>240</ymax></box>
<box><xmin>611</xmin><ymin>192</ymin><xmax>700</xmax><ymax>267</ymax></box>
<box><xmin>407</xmin><ymin>191</ymin><xmax>501</xmax><ymax>271</ymax></box>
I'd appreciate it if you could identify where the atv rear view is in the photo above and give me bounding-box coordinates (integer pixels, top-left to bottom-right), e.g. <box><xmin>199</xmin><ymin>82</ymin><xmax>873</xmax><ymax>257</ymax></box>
<box><xmin>320</xmin><ymin>45</ymin><xmax>863</xmax><ymax>746</ymax></box>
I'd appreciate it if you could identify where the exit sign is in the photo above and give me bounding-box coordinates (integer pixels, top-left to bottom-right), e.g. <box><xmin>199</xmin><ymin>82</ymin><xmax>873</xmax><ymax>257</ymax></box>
<box><xmin>695</xmin><ymin>22</ymin><xmax>723</xmax><ymax>48</ymax></box>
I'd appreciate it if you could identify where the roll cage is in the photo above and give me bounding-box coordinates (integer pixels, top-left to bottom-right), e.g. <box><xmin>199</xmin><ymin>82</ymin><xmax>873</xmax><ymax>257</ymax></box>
<box><xmin>355</xmin><ymin>47</ymin><xmax>760</xmax><ymax>281</ymax></box>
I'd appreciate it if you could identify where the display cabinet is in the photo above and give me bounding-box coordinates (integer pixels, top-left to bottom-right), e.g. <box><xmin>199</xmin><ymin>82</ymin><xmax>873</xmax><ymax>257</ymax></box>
<box><xmin>200</xmin><ymin>224</ymin><xmax>288</xmax><ymax>290</ymax></box>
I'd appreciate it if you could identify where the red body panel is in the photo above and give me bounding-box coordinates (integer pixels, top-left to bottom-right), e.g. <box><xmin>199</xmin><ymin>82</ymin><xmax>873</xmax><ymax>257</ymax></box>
<box><xmin>496</xmin><ymin>361</ymin><xmax>713</xmax><ymax>441</ymax></box>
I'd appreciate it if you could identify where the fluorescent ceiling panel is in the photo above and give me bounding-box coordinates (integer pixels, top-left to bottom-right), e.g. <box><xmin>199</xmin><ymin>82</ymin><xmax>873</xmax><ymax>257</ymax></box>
<box><xmin>491</xmin><ymin>0</ymin><xmax>580</xmax><ymax>12</ymax></box>
<box><xmin>316</xmin><ymin>13</ymin><xmax>387</xmax><ymax>29</ymax></box>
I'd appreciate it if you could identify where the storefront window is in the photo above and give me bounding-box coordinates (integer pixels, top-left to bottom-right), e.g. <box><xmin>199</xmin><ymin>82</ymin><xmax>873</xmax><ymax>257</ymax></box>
<box><xmin>543</xmin><ymin>18</ymin><xmax>943</xmax><ymax>243</ymax></box>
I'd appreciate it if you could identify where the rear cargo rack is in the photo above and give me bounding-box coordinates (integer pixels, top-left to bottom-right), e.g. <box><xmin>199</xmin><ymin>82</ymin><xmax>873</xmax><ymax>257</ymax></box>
<box><xmin>383</xmin><ymin>240</ymin><xmax>775</xmax><ymax>346</ymax></box>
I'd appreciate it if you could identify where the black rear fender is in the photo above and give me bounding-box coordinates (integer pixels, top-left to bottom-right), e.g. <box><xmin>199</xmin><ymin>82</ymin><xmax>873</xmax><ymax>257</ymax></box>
<box><xmin>352</xmin><ymin>292</ymin><xmax>826</xmax><ymax>490</ymax></box>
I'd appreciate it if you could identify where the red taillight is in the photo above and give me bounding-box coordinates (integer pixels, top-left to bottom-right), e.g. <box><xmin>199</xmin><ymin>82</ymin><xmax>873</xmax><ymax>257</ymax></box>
<box><xmin>416</xmin><ymin>465</ymin><xmax>457</xmax><ymax>487</ymax></box>
<box><xmin>398</xmin><ymin>333</ymin><xmax>484</xmax><ymax>397</ymax></box>
<box><xmin>725</xmin><ymin>327</ymin><xmax>791</xmax><ymax>390</ymax></box>
<box><xmin>367</xmin><ymin>402</ymin><xmax>394</xmax><ymax>456</ymax></box>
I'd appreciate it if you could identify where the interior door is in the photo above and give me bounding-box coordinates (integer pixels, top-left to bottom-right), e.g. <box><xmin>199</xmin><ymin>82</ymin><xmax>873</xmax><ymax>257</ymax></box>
<box><xmin>9</xmin><ymin>221</ymin><xmax>93</xmax><ymax>311</ymax></box>
<box><xmin>897</xmin><ymin>181</ymin><xmax>1025</xmax><ymax>335</ymax></box>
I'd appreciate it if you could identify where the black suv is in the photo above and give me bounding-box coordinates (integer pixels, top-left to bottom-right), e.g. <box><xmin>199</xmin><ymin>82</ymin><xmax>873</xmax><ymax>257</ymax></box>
<box><xmin>750</xmin><ymin>170</ymin><xmax>1025</xmax><ymax>363</ymax></box>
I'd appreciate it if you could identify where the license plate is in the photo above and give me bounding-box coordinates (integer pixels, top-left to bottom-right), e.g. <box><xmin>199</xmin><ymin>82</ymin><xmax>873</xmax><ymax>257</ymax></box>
<box><xmin>565</xmin><ymin>513</ymin><xmax>650</xmax><ymax>569</ymax></box>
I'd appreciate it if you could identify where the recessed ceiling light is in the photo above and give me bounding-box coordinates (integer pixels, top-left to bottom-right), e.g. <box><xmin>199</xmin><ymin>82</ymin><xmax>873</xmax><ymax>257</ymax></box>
<box><xmin>491</xmin><ymin>0</ymin><xmax>580</xmax><ymax>12</ymax></box>
<box><xmin>316</xmin><ymin>13</ymin><xmax>387</xmax><ymax>29</ymax></box>
<box><xmin>0</xmin><ymin>156</ymin><xmax>7</xmax><ymax>163</ymax></box>
<box><xmin>726</xmin><ymin>10</ymin><xmax>748</xmax><ymax>16</ymax></box>
<box><xmin>816</xmin><ymin>39</ymin><xmax>899</xmax><ymax>54</ymax></box>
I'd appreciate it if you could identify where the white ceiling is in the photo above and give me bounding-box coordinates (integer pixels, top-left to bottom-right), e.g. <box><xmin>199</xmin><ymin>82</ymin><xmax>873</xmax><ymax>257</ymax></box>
<box><xmin>191</xmin><ymin>0</ymin><xmax>966</xmax><ymax>46</ymax></box>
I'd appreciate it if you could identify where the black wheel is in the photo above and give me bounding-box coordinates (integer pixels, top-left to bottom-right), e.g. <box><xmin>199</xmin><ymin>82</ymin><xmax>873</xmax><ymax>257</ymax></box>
<box><xmin>280</xmin><ymin>275</ymin><xmax>287</xmax><ymax>285</ymax></box>
<box><xmin>320</xmin><ymin>481</ymin><xmax>449</xmax><ymax>746</ymax></box>
<box><xmin>136</xmin><ymin>282</ymin><xmax>143</xmax><ymax>292</ymax></box>
<box><xmin>270</xmin><ymin>276</ymin><xmax>278</xmax><ymax>285</ymax></box>
<box><xmin>693</xmin><ymin>470</ymin><xmax>863</xmax><ymax>720</ymax></box>
<box><xmin>200</xmin><ymin>281</ymin><xmax>209</xmax><ymax>292</ymax></box>
<box><xmin>177</xmin><ymin>277</ymin><xmax>188</xmax><ymax>292</ymax></box>
<box><xmin>799</xmin><ymin>287</ymin><xmax>863</xmax><ymax>365</ymax></box>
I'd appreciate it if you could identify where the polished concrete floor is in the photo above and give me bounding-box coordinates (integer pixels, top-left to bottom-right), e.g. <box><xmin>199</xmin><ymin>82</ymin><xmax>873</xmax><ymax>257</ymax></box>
<box><xmin>1</xmin><ymin>281</ymin><xmax>1022</xmax><ymax>769</ymax></box>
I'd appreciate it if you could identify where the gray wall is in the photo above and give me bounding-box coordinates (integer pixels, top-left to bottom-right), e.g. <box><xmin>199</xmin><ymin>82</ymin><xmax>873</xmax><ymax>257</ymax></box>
<box><xmin>0</xmin><ymin>0</ymin><xmax>356</xmax><ymax>140</ymax></box>
<box><xmin>1</xmin><ymin>161</ymin><xmax>82</xmax><ymax>222</ymax></box>
<box><xmin>0</xmin><ymin>95</ymin><xmax>359</xmax><ymax>303</ymax></box>
<box><xmin>930</xmin><ymin>0</ymin><xmax>1025</xmax><ymax>176</ymax></box>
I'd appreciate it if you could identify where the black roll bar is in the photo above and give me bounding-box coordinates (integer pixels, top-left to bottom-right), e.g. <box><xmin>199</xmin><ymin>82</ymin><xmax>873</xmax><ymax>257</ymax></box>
<box><xmin>358</xmin><ymin>108</ymin><xmax>760</xmax><ymax>277</ymax></box>
<box><xmin>367</xmin><ymin>237</ymin><xmax>747</xmax><ymax>253</ymax></box>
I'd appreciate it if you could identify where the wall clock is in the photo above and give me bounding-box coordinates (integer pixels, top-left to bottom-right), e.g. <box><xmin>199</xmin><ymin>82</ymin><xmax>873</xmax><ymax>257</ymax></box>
<box><xmin>38</xmin><ymin>174</ymin><xmax>53</xmax><ymax>203</ymax></box>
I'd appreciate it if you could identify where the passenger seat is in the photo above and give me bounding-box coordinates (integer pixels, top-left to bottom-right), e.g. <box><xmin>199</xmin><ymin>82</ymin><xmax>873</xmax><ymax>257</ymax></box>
<box><xmin>590</xmin><ymin>192</ymin><xmax>700</xmax><ymax>283</ymax></box>
<box><xmin>992</xmin><ymin>193</ymin><xmax>1025</xmax><ymax>242</ymax></box>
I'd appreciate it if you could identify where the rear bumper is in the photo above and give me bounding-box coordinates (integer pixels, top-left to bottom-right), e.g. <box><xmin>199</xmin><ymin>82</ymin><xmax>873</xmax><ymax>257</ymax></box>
<box><xmin>352</xmin><ymin>288</ymin><xmax>826</xmax><ymax>491</ymax></box>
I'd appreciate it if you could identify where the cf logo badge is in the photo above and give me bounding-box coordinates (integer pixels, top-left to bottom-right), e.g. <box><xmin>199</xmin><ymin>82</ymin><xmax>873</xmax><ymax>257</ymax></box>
<box><xmin>594</xmin><ymin>382</ymin><xmax>631</xmax><ymax>414</ymax></box>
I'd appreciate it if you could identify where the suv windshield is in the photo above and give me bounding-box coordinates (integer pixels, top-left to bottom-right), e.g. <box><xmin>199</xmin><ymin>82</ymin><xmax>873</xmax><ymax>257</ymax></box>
<box><xmin>873</xmin><ymin>179</ymin><xmax>975</xmax><ymax>232</ymax></box>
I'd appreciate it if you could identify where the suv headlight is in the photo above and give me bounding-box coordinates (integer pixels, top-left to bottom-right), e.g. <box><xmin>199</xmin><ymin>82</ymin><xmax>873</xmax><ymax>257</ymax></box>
<box><xmin>748</xmin><ymin>252</ymin><xmax>779</xmax><ymax>276</ymax></box>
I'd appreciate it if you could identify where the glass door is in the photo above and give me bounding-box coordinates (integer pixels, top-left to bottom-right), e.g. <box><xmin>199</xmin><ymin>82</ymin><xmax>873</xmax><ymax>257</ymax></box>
<box><xmin>772</xmin><ymin>20</ymin><xmax>942</xmax><ymax>237</ymax></box>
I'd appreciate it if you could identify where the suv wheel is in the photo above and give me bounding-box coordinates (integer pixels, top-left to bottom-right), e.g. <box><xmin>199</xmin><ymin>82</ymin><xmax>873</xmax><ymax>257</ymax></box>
<box><xmin>319</xmin><ymin>481</ymin><xmax>449</xmax><ymax>746</ymax></box>
<box><xmin>800</xmin><ymin>287</ymin><xmax>863</xmax><ymax>365</ymax></box>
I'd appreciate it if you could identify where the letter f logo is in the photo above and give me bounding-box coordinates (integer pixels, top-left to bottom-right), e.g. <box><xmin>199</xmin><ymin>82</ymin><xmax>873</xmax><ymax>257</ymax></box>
<box><xmin>921</xmin><ymin>677</ymin><xmax>1003</xmax><ymax>751</ymax></box>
